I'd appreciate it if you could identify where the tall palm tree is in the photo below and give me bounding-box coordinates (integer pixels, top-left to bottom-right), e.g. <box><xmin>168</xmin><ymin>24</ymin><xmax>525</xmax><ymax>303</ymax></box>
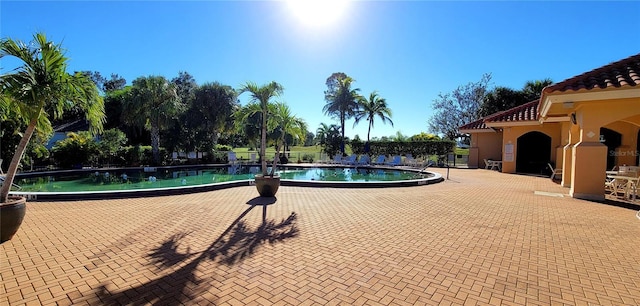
<box><xmin>272</xmin><ymin>102</ymin><xmax>307</xmax><ymax>165</ymax></box>
<box><xmin>122</xmin><ymin>76</ymin><xmax>183</xmax><ymax>165</ymax></box>
<box><xmin>0</xmin><ymin>33</ymin><xmax>104</xmax><ymax>203</ymax></box>
<box><xmin>353</xmin><ymin>91</ymin><xmax>393</xmax><ymax>143</ymax></box>
<box><xmin>323</xmin><ymin>76</ymin><xmax>361</xmax><ymax>155</ymax></box>
<box><xmin>238</xmin><ymin>81</ymin><xmax>284</xmax><ymax>176</ymax></box>
<box><xmin>191</xmin><ymin>82</ymin><xmax>238</xmax><ymax>148</ymax></box>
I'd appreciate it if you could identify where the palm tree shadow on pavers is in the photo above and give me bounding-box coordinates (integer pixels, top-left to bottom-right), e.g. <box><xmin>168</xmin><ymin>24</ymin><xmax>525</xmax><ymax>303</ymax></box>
<box><xmin>96</xmin><ymin>197</ymin><xmax>298</xmax><ymax>305</ymax></box>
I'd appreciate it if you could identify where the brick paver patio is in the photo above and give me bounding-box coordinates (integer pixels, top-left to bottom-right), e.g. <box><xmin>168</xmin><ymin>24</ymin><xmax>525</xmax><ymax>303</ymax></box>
<box><xmin>1</xmin><ymin>168</ymin><xmax>639</xmax><ymax>305</ymax></box>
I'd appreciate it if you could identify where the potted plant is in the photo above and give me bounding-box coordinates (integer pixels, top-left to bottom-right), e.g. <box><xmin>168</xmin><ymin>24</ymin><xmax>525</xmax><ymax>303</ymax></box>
<box><xmin>0</xmin><ymin>33</ymin><xmax>105</xmax><ymax>242</ymax></box>
<box><xmin>238</xmin><ymin>81</ymin><xmax>284</xmax><ymax>197</ymax></box>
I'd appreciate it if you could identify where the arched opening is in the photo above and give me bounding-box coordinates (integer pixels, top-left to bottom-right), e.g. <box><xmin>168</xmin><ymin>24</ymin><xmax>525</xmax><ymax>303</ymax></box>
<box><xmin>516</xmin><ymin>131</ymin><xmax>551</xmax><ymax>174</ymax></box>
<box><xmin>600</xmin><ymin>128</ymin><xmax>621</xmax><ymax>170</ymax></box>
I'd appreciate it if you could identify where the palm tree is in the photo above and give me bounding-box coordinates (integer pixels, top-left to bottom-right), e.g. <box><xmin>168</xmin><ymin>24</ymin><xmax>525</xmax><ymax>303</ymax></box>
<box><xmin>0</xmin><ymin>33</ymin><xmax>104</xmax><ymax>203</ymax></box>
<box><xmin>122</xmin><ymin>76</ymin><xmax>183</xmax><ymax>165</ymax></box>
<box><xmin>233</xmin><ymin>103</ymin><xmax>263</xmax><ymax>150</ymax></box>
<box><xmin>238</xmin><ymin>81</ymin><xmax>284</xmax><ymax>176</ymax></box>
<box><xmin>315</xmin><ymin>122</ymin><xmax>332</xmax><ymax>146</ymax></box>
<box><xmin>522</xmin><ymin>78</ymin><xmax>553</xmax><ymax>101</ymax></box>
<box><xmin>323</xmin><ymin>76</ymin><xmax>362</xmax><ymax>155</ymax></box>
<box><xmin>190</xmin><ymin>82</ymin><xmax>238</xmax><ymax>148</ymax></box>
<box><xmin>315</xmin><ymin>123</ymin><xmax>341</xmax><ymax>157</ymax></box>
<box><xmin>353</xmin><ymin>91</ymin><xmax>393</xmax><ymax>144</ymax></box>
<box><xmin>271</xmin><ymin>102</ymin><xmax>307</xmax><ymax>168</ymax></box>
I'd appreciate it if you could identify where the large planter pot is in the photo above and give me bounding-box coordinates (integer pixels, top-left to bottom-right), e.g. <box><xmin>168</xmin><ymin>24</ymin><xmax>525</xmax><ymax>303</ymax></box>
<box><xmin>254</xmin><ymin>174</ymin><xmax>281</xmax><ymax>197</ymax></box>
<box><xmin>1</xmin><ymin>196</ymin><xmax>27</xmax><ymax>243</ymax></box>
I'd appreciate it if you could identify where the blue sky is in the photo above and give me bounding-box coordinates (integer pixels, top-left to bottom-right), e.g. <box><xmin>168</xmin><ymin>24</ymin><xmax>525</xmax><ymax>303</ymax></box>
<box><xmin>2</xmin><ymin>1</ymin><xmax>639</xmax><ymax>140</ymax></box>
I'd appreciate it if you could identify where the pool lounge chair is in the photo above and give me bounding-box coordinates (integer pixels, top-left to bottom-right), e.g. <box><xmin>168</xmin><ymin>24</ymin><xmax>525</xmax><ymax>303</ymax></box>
<box><xmin>0</xmin><ymin>176</ymin><xmax>21</xmax><ymax>190</ymax></box>
<box><xmin>341</xmin><ymin>154</ymin><xmax>357</xmax><ymax>165</ymax></box>
<box><xmin>372</xmin><ymin>155</ymin><xmax>386</xmax><ymax>165</ymax></box>
<box><xmin>330</xmin><ymin>155</ymin><xmax>342</xmax><ymax>164</ymax></box>
<box><xmin>385</xmin><ymin>155</ymin><xmax>402</xmax><ymax>166</ymax></box>
<box><xmin>404</xmin><ymin>154</ymin><xmax>419</xmax><ymax>167</ymax></box>
<box><xmin>356</xmin><ymin>155</ymin><xmax>370</xmax><ymax>166</ymax></box>
<box><xmin>247</xmin><ymin>153</ymin><xmax>257</xmax><ymax>164</ymax></box>
<box><xmin>228</xmin><ymin>152</ymin><xmax>238</xmax><ymax>164</ymax></box>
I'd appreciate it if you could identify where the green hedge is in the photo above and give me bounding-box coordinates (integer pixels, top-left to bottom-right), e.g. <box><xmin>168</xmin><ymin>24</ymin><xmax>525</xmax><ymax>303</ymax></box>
<box><xmin>350</xmin><ymin>140</ymin><xmax>455</xmax><ymax>157</ymax></box>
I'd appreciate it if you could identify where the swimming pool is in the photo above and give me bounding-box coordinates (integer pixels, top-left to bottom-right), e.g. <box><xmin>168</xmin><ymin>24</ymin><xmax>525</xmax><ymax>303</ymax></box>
<box><xmin>10</xmin><ymin>165</ymin><xmax>443</xmax><ymax>201</ymax></box>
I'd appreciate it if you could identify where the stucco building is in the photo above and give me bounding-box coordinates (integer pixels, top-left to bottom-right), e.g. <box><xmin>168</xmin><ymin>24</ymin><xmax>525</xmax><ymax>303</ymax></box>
<box><xmin>460</xmin><ymin>53</ymin><xmax>640</xmax><ymax>201</ymax></box>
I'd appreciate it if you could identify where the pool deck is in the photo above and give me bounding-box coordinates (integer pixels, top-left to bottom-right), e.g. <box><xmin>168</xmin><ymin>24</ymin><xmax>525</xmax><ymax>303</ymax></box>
<box><xmin>1</xmin><ymin>168</ymin><xmax>639</xmax><ymax>305</ymax></box>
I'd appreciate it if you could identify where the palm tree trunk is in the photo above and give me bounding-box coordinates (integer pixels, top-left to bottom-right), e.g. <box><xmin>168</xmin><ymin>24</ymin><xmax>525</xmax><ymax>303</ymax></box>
<box><xmin>261</xmin><ymin>113</ymin><xmax>267</xmax><ymax>176</ymax></box>
<box><xmin>151</xmin><ymin>125</ymin><xmax>160</xmax><ymax>165</ymax></box>
<box><xmin>340</xmin><ymin>114</ymin><xmax>346</xmax><ymax>155</ymax></box>
<box><xmin>1</xmin><ymin>118</ymin><xmax>37</xmax><ymax>203</ymax></box>
<box><xmin>271</xmin><ymin>139</ymin><xmax>281</xmax><ymax>176</ymax></box>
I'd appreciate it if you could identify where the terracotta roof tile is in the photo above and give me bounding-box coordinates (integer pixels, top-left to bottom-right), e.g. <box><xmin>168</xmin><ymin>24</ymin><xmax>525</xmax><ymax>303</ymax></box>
<box><xmin>544</xmin><ymin>53</ymin><xmax>640</xmax><ymax>93</ymax></box>
<box><xmin>459</xmin><ymin>100</ymin><xmax>540</xmax><ymax>132</ymax></box>
<box><xmin>459</xmin><ymin>118</ymin><xmax>489</xmax><ymax>130</ymax></box>
<box><xmin>485</xmin><ymin>100</ymin><xmax>539</xmax><ymax>123</ymax></box>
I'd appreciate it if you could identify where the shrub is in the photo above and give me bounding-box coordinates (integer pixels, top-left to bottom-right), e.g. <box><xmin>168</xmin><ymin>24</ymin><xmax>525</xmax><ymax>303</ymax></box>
<box><xmin>350</xmin><ymin>140</ymin><xmax>455</xmax><ymax>158</ymax></box>
<box><xmin>51</xmin><ymin>132</ymin><xmax>99</xmax><ymax>168</ymax></box>
<box><xmin>302</xmin><ymin>153</ymin><xmax>314</xmax><ymax>163</ymax></box>
<box><xmin>200</xmin><ymin>149</ymin><xmax>228</xmax><ymax>164</ymax></box>
<box><xmin>214</xmin><ymin>144</ymin><xmax>233</xmax><ymax>152</ymax></box>
<box><xmin>123</xmin><ymin>145</ymin><xmax>165</xmax><ymax>166</ymax></box>
<box><xmin>97</xmin><ymin>129</ymin><xmax>128</xmax><ymax>166</ymax></box>
<box><xmin>123</xmin><ymin>145</ymin><xmax>143</xmax><ymax>166</ymax></box>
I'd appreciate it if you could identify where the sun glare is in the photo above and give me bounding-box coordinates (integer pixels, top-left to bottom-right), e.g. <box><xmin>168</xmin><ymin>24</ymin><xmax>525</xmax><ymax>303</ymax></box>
<box><xmin>287</xmin><ymin>0</ymin><xmax>350</xmax><ymax>28</ymax></box>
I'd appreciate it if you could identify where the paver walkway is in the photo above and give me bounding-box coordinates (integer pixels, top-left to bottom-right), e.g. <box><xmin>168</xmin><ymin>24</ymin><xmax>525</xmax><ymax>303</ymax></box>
<box><xmin>1</xmin><ymin>168</ymin><xmax>639</xmax><ymax>305</ymax></box>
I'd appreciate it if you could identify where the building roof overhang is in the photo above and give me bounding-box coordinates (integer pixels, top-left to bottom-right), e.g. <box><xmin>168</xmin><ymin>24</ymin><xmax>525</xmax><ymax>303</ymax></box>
<box><xmin>538</xmin><ymin>53</ymin><xmax>640</xmax><ymax>121</ymax></box>
<box><xmin>539</xmin><ymin>88</ymin><xmax>640</xmax><ymax>120</ymax></box>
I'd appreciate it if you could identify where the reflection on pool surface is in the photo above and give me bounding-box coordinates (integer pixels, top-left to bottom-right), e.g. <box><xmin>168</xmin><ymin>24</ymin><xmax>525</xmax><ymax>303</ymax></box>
<box><xmin>16</xmin><ymin>166</ymin><xmax>433</xmax><ymax>193</ymax></box>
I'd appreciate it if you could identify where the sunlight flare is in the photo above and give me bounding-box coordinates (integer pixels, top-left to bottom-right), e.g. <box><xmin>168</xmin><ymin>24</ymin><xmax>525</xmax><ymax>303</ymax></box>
<box><xmin>287</xmin><ymin>0</ymin><xmax>350</xmax><ymax>27</ymax></box>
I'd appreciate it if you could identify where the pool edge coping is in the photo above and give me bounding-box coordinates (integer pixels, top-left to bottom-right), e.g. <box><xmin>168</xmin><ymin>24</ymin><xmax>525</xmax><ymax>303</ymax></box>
<box><xmin>9</xmin><ymin>165</ymin><xmax>444</xmax><ymax>201</ymax></box>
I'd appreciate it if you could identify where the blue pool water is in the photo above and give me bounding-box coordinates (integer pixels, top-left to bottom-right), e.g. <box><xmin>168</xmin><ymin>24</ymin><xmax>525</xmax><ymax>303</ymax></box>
<box><xmin>15</xmin><ymin>165</ymin><xmax>433</xmax><ymax>193</ymax></box>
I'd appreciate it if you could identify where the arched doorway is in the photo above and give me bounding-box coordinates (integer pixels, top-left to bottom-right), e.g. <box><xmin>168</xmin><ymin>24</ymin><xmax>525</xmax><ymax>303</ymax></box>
<box><xmin>600</xmin><ymin>128</ymin><xmax>621</xmax><ymax>170</ymax></box>
<box><xmin>516</xmin><ymin>131</ymin><xmax>551</xmax><ymax>174</ymax></box>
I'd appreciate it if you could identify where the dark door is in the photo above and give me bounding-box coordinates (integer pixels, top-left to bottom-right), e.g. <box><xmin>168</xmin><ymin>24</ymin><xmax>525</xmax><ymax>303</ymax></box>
<box><xmin>600</xmin><ymin>128</ymin><xmax>621</xmax><ymax>170</ymax></box>
<box><xmin>516</xmin><ymin>131</ymin><xmax>551</xmax><ymax>174</ymax></box>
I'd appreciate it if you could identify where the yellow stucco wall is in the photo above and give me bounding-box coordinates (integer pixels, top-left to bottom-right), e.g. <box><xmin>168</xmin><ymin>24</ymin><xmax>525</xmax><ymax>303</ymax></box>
<box><xmin>469</xmin><ymin>132</ymin><xmax>502</xmax><ymax>168</ymax></box>
<box><xmin>557</xmin><ymin>97</ymin><xmax>640</xmax><ymax>200</ymax></box>
<box><xmin>499</xmin><ymin>123</ymin><xmax>562</xmax><ymax>174</ymax></box>
<box><xmin>463</xmin><ymin>95</ymin><xmax>639</xmax><ymax>200</ymax></box>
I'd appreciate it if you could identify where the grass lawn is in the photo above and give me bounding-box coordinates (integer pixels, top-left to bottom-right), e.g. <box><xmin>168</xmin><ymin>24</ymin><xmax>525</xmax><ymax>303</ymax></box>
<box><xmin>455</xmin><ymin>148</ymin><xmax>469</xmax><ymax>155</ymax></box>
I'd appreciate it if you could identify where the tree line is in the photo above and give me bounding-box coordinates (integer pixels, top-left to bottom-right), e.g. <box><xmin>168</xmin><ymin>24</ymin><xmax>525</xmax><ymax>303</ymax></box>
<box><xmin>427</xmin><ymin>73</ymin><xmax>553</xmax><ymax>140</ymax></box>
<box><xmin>4</xmin><ymin>32</ymin><xmax>537</xmax><ymax>175</ymax></box>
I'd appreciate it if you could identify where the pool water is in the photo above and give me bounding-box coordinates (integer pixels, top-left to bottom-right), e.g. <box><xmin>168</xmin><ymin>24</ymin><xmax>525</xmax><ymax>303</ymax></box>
<box><xmin>15</xmin><ymin>166</ymin><xmax>430</xmax><ymax>192</ymax></box>
<box><xmin>278</xmin><ymin>167</ymin><xmax>425</xmax><ymax>182</ymax></box>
